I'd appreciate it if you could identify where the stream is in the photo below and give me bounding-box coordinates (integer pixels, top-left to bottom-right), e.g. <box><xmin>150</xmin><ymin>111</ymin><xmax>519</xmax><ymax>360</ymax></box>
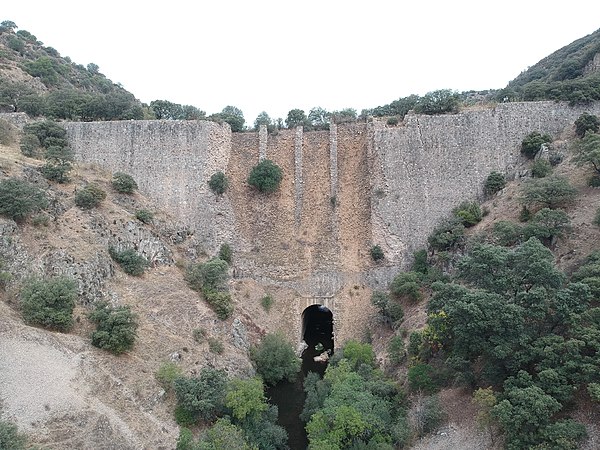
<box><xmin>267</xmin><ymin>305</ymin><xmax>334</xmax><ymax>450</ymax></box>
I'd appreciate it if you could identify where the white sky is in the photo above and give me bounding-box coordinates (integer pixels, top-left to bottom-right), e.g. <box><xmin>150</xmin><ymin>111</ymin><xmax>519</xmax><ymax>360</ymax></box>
<box><xmin>2</xmin><ymin>1</ymin><xmax>599</xmax><ymax>125</ymax></box>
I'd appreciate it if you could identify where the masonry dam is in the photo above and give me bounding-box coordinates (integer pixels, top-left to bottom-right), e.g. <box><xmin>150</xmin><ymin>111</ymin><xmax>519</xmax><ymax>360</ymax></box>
<box><xmin>64</xmin><ymin>101</ymin><xmax>600</xmax><ymax>344</ymax></box>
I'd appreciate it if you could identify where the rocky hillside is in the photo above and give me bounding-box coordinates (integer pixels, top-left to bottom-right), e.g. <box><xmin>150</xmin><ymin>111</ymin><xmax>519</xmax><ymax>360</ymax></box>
<box><xmin>503</xmin><ymin>27</ymin><xmax>600</xmax><ymax>103</ymax></box>
<box><xmin>0</xmin><ymin>123</ymin><xmax>280</xmax><ymax>449</ymax></box>
<box><xmin>0</xmin><ymin>20</ymin><xmax>143</xmax><ymax>120</ymax></box>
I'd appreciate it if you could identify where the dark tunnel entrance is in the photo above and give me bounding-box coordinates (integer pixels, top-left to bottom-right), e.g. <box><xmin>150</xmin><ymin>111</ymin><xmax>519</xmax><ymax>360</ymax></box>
<box><xmin>301</xmin><ymin>304</ymin><xmax>334</xmax><ymax>376</ymax></box>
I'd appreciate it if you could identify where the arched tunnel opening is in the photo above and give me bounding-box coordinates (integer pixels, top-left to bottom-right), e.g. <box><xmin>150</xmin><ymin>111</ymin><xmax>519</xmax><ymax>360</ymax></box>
<box><xmin>301</xmin><ymin>305</ymin><xmax>334</xmax><ymax>375</ymax></box>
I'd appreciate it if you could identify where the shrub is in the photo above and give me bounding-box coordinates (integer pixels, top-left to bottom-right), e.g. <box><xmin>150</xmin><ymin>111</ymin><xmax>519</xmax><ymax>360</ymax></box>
<box><xmin>370</xmin><ymin>244</ymin><xmax>384</xmax><ymax>261</ymax></box>
<box><xmin>594</xmin><ymin>207</ymin><xmax>600</xmax><ymax>227</ymax></box>
<box><xmin>208</xmin><ymin>171</ymin><xmax>228</xmax><ymax>194</ymax></box>
<box><xmin>520</xmin><ymin>175</ymin><xmax>577</xmax><ymax>209</ymax></box>
<box><xmin>589</xmin><ymin>174</ymin><xmax>600</xmax><ymax>187</ymax></box>
<box><xmin>111</xmin><ymin>172</ymin><xmax>137</xmax><ymax>194</ymax></box>
<box><xmin>75</xmin><ymin>183</ymin><xmax>106</xmax><ymax>209</ymax></box>
<box><xmin>521</xmin><ymin>132</ymin><xmax>552</xmax><ymax>159</ymax></box>
<box><xmin>408</xmin><ymin>363</ymin><xmax>436</xmax><ymax>393</ymax></box>
<box><xmin>589</xmin><ymin>383</ymin><xmax>600</xmax><ymax>402</ymax></box>
<box><xmin>208</xmin><ymin>337</ymin><xmax>224</xmax><ymax>354</ymax></box>
<box><xmin>173</xmin><ymin>367</ymin><xmax>227</xmax><ymax>421</ymax></box>
<box><xmin>108</xmin><ymin>247</ymin><xmax>148</xmax><ymax>276</ymax></box>
<box><xmin>156</xmin><ymin>362</ymin><xmax>183</xmax><ymax>390</ymax></box>
<box><xmin>261</xmin><ymin>294</ymin><xmax>274</xmax><ymax>312</ymax></box>
<box><xmin>204</xmin><ymin>290</ymin><xmax>233</xmax><ymax>320</ymax></box>
<box><xmin>387</xmin><ymin>117</ymin><xmax>399</xmax><ymax>126</ymax></box>
<box><xmin>415</xmin><ymin>89</ymin><xmax>460</xmax><ymax>115</ymax></box>
<box><xmin>484</xmin><ymin>171</ymin><xmax>506</xmax><ymax>196</ymax></box>
<box><xmin>186</xmin><ymin>258</ymin><xmax>229</xmax><ymax>292</ymax></box>
<box><xmin>427</xmin><ymin>217</ymin><xmax>465</xmax><ymax>252</ymax></box>
<box><xmin>492</xmin><ymin>220</ymin><xmax>523</xmax><ymax>246</ymax></box>
<box><xmin>390</xmin><ymin>271</ymin><xmax>423</xmax><ymax>302</ymax></box>
<box><xmin>388</xmin><ymin>335</ymin><xmax>405</xmax><ymax>365</ymax></box>
<box><xmin>135</xmin><ymin>209</ymin><xmax>153</xmax><ymax>224</ymax></box>
<box><xmin>0</xmin><ymin>178</ymin><xmax>48</xmax><ymax>222</ymax></box>
<box><xmin>574</xmin><ymin>112</ymin><xmax>599</xmax><ymax>138</ymax></box>
<box><xmin>531</xmin><ymin>159</ymin><xmax>552</xmax><ymax>178</ymax></box>
<box><xmin>0</xmin><ymin>420</ymin><xmax>29</xmax><ymax>450</ymax></box>
<box><xmin>19</xmin><ymin>133</ymin><xmax>41</xmax><ymax>157</ymax></box>
<box><xmin>250</xmin><ymin>333</ymin><xmax>301</xmax><ymax>385</ymax></box>
<box><xmin>371</xmin><ymin>291</ymin><xmax>404</xmax><ymax>326</ymax></box>
<box><xmin>20</xmin><ymin>276</ymin><xmax>77</xmax><ymax>331</ymax></box>
<box><xmin>88</xmin><ymin>301</ymin><xmax>138</xmax><ymax>354</ymax></box>
<box><xmin>453</xmin><ymin>200</ymin><xmax>482</xmax><ymax>227</ymax></box>
<box><xmin>412</xmin><ymin>249</ymin><xmax>429</xmax><ymax>274</ymax></box>
<box><xmin>218</xmin><ymin>243</ymin><xmax>232</xmax><ymax>264</ymax></box>
<box><xmin>247</xmin><ymin>159</ymin><xmax>283</xmax><ymax>193</ymax></box>
<box><xmin>193</xmin><ymin>327</ymin><xmax>207</xmax><ymax>343</ymax></box>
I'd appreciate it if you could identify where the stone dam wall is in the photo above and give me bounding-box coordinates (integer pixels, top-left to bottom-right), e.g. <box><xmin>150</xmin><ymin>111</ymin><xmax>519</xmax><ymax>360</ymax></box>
<box><xmin>65</xmin><ymin>101</ymin><xmax>600</xmax><ymax>303</ymax></box>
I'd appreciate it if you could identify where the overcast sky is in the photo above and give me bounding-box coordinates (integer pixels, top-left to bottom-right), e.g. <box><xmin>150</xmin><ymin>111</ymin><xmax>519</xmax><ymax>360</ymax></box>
<box><xmin>2</xmin><ymin>1</ymin><xmax>599</xmax><ymax>124</ymax></box>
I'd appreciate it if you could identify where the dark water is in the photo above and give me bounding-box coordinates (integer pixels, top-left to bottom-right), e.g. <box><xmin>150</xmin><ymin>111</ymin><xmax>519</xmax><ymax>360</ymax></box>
<box><xmin>267</xmin><ymin>306</ymin><xmax>334</xmax><ymax>450</ymax></box>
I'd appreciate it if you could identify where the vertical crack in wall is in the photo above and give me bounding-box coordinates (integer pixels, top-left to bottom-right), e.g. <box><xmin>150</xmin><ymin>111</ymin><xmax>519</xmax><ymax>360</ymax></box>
<box><xmin>258</xmin><ymin>124</ymin><xmax>267</xmax><ymax>161</ymax></box>
<box><xmin>294</xmin><ymin>126</ymin><xmax>304</xmax><ymax>227</ymax></box>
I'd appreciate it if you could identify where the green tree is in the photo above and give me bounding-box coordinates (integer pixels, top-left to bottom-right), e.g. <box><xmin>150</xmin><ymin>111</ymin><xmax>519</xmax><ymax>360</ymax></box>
<box><xmin>250</xmin><ymin>333</ymin><xmax>301</xmax><ymax>385</ymax></box>
<box><xmin>521</xmin><ymin>132</ymin><xmax>552</xmax><ymax>159</ymax></box>
<box><xmin>111</xmin><ymin>172</ymin><xmax>138</xmax><ymax>194</ymax></box>
<box><xmin>371</xmin><ymin>291</ymin><xmax>404</xmax><ymax>327</ymax></box>
<box><xmin>484</xmin><ymin>171</ymin><xmax>506</xmax><ymax>196</ymax></box>
<box><xmin>520</xmin><ymin>175</ymin><xmax>577</xmax><ymax>209</ymax></box>
<box><xmin>0</xmin><ymin>178</ymin><xmax>47</xmax><ymax>222</ymax></box>
<box><xmin>225</xmin><ymin>377</ymin><xmax>268</xmax><ymax>421</ymax></box>
<box><xmin>0</xmin><ymin>20</ymin><xmax>18</xmax><ymax>33</ymax></box>
<box><xmin>197</xmin><ymin>418</ymin><xmax>253</xmax><ymax>450</ymax></box>
<box><xmin>531</xmin><ymin>159</ymin><xmax>552</xmax><ymax>178</ymax></box>
<box><xmin>415</xmin><ymin>89</ymin><xmax>460</xmax><ymax>115</ymax></box>
<box><xmin>308</xmin><ymin>107</ymin><xmax>330</xmax><ymax>129</ymax></box>
<box><xmin>20</xmin><ymin>276</ymin><xmax>77</xmax><ymax>332</ymax></box>
<box><xmin>174</xmin><ymin>368</ymin><xmax>227</xmax><ymax>422</ymax></box>
<box><xmin>88</xmin><ymin>301</ymin><xmax>138</xmax><ymax>354</ymax></box>
<box><xmin>408</xmin><ymin>363</ymin><xmax>436</xmax><ymax>393</ymax></box>
<box><xmin>453</xmin><ymin>200</ymin><xmax>483</xmax><ymax>227</ymax></box>
<box><xmin>390</xmin><ymin>271</ymin><xmax>422</xmax><ymax>302</ymax></box>
<box><xmin>253</xmin><ymin>111</ymin><xmax>274</xmax><ymax>131</ymax></box>
<box><xmin>341</xmin><ymin>340</ymin><xmax>376</xmax><ymax>369</ymax></box>
<box><xmin>427</xmin><ymin>217</ymin><xmax>465</xmax><ymax>252</ymax></box>
<box><xmin>573</xmin><ymin>130</ymin><xmax>600</xmax><ymax>174</ymax></box>
<box><xmin>285</xmin><ymin>108</ymin><xmax>308</xmax><ymax>128</ymax></box>
<box><xmin>574</xmin><ymin>112</ymin><xmax>599</xmax><ymax>138</ymax></box>
<box><xmin>208</xmin><ymin>171</ymin><xmax>228</xmax><ymax>195</ymax></box>
<box><xmin>247</xmin><ymin>159</ymin><xmax>283</xmax><ymax>193</ymax></box>
<box><xmin>217</xmin><ymin>106</ymin><xmax>245</xmax><ymax>132</ymax></box>
<box><xmin>493</xmin><ymin>385</ymin><xmax>562</xmax><ymax>449</ymax></box>
<box><xmin>523</xmin><ymin>208</ymin><xmax>570</xmax><ymax>246</ymax></box>
<box><xmin>22</xmin><ymin>120</ymin><xmax>67</xmax><ymax>148</ymax></box>
<box><xmin>42</xmin><ymin>144</ymin><xmax>74</xmax><ymax>183</ymax></box>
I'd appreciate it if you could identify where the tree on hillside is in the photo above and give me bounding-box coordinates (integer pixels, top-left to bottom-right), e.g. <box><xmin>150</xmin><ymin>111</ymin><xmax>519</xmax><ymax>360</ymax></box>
<box><xmin>253</xmin><ymin>111</ymin><xmax>274</xmax><ymax>131</ymax></box>
<box><xmin>520</xmin><ymin>176</ymin><xmax>577</xmax><ymax>209</ymax></box>
<box><xmin>574</xmin><ymin>112</ymin><xmax>600</xmax><ymax>138</ymax></box>
<box><xmin>415</xmin><ymin>89</ymin><xmax>460</xmax><ymax>115</ymax></box>
<box><xmin>308</xmin><ymin>107</ymin><xmax>330</xmax><ymax>129</ymax></box>
<box><xmin>285</xmin><ymin>109</ymin><xmax>308</xmax><ymax>128</ymax></box>
<box><xmin>219</xmin><ymin>106</ymin><xmax>245</xmax><ymax>132</ymax></box>
<box><xmin>573</xmin><ymin>131</ymin><xmax>600</xmax><ymax>174</ymax></box>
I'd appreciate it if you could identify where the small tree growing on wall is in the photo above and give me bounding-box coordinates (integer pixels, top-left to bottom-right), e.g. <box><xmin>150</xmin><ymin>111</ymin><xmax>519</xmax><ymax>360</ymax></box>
<box><xmin>247</xmin><ymin>159</ymin><xmax>283</xmax><ymax>193</ymax></box>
